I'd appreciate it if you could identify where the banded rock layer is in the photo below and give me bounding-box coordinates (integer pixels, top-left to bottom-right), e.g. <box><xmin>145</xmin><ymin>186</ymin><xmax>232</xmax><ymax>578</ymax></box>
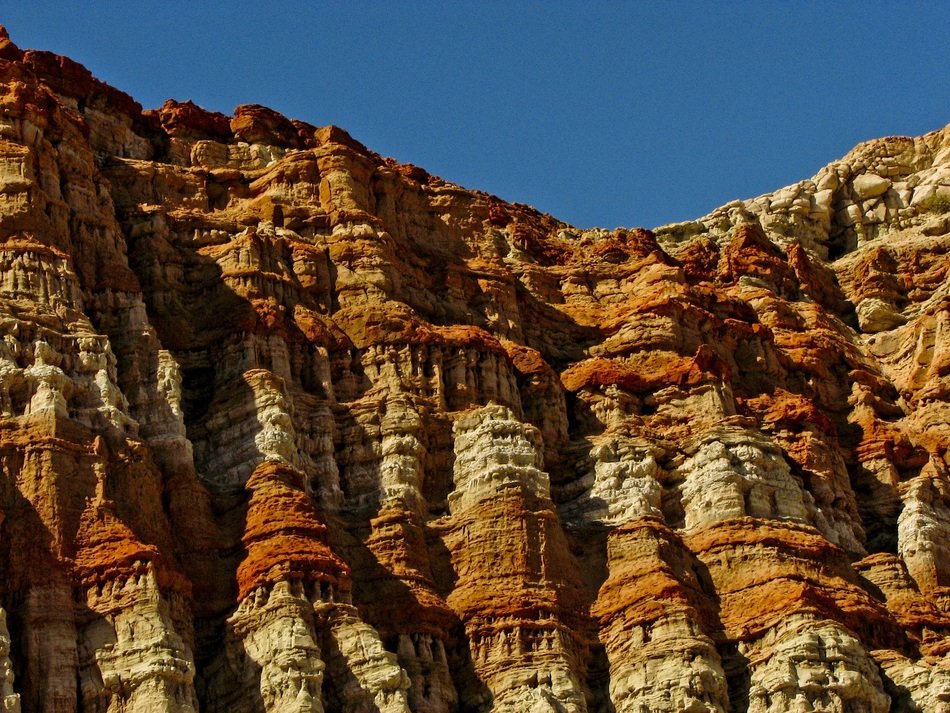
<box><xmin>0</xmin><ymin>25</ymin><xmax>949</xmax><ymax>713</ymax></box>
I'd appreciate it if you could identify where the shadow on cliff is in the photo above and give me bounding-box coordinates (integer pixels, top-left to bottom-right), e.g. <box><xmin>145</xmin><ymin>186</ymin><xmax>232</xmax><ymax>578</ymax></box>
<box><xmin>675</xmin><ymin>551</ymin><xmax>750</xmax><ymax>713</ymax></box>
<box><xmin>114</xmin><ymin>204</ymin><xmax>604</xmax><ymax>710</ymax></box>
<box><xmin>114</xmin><ymin>224</ymin><xmax>267</xmax><ymax>704</ymax></box>
<box><xmin>325</xmin><ymin>521</ymin><xmax>491</xmax><ymax>712</ymax></box>
<box><xmin>119</xmin><ymin>228</ymin><xmax>425</xmax><ymax>709</ymax></box>
<box><xmin>513</xmin><ymin>281</ymin><xmax>605</xmax><ymax>369</ymax></box>
<box><xmin>372</xmin><ymin>197</ymin><xmax>605</xmax><ymax>368</ymax></box>
<box><xmin>0</xmin><ymin>426</ymin><xmax>140</xmax><ymax>713</ymax></box>
<box><xmin>0</xmin><ymin>480</ymin><xmax>62</xmax><ymax>713</ymax></box>
<box><xmin>318</xmin><ymin>626</ymin><xmax>384</xmax><ymax>713</ymax></box>
<box><xmin>840</xmin><ymin>418</ymin><xmax>918</xmax><ymax>557</ymax></box>
<box><xmin>326</xmin><ymin>405</ymin><xmax>492</xmax><ymax>711</ymax></box>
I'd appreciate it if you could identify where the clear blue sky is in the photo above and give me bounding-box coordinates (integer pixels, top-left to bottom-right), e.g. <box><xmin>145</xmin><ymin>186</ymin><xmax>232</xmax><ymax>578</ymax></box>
<box><xmin>4</xmin><ymin>2</ymin><xmax>949</xmax><ymax>229</ymax></box>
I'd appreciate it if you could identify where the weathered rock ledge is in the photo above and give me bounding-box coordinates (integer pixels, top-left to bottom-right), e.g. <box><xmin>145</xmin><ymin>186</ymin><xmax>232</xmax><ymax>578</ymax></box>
<box><xmin>0</xmin><ymin>24</ymin><xmax>949</xmax><ymax>713</ymax></box>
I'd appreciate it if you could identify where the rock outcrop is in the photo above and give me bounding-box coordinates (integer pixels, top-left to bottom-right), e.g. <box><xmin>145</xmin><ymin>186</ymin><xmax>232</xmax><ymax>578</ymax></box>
<box><xmin>0</xmin><ymin>23</ymin><xmax>949</xmax><ymax>712</ymax></box>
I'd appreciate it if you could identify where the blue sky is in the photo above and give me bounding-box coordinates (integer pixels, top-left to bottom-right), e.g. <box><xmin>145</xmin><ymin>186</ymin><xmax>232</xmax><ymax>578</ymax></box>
<box><xmin>4</xmin><ymin>2</ymin><xmax>949</xmax><ymax>229</ymax></box>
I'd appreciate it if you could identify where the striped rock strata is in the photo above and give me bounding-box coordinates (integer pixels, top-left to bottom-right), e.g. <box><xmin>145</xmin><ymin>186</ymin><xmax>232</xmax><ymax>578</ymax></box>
<box><xmin>0</xmin><ymin>24</ymin><xmax>949</xmax><ymax>713</ymax></box>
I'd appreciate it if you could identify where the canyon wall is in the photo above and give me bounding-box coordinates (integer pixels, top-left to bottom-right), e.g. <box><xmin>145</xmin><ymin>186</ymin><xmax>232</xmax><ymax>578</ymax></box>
<box><xmin>0</xmin><ymin>26</ymin><xmax>949</xmax><ymax>712</ymax></box>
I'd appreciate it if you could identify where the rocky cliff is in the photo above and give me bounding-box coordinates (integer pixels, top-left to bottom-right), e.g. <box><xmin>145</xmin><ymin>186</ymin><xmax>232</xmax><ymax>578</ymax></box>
<box><xmin>0</xmin><ymin>25</ymin><xmax>949</xmax><ymax>713</ymax></box>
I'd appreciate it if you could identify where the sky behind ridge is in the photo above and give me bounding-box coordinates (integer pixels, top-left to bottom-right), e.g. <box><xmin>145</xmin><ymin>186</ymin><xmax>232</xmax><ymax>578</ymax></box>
<box><xmin>4</xmin><ymin>1</ymin><xmax>949</xmax><ymax>229</ymax></box>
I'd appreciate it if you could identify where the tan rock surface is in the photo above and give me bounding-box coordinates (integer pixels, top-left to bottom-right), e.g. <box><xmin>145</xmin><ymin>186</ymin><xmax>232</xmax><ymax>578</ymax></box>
<box><xmin>0</xmin><ymin>23</ymin><xmax>948</xmax><ymax>713</ymax></box>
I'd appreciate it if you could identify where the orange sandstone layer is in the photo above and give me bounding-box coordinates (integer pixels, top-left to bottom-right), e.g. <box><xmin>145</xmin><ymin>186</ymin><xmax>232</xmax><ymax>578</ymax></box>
<box><xmin>0</xmin><ymin>22</ymin><xmax>948</xmax><ymax>713</ymax></box>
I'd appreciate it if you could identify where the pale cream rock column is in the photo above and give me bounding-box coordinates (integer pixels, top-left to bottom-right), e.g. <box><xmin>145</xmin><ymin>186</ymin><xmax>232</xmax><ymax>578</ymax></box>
<box><xmin>0</xmin><ymin>601</ymin><xmax>20</xmax><ymax>712</ymax></box>
<box><xmin>227</xmin><ymin>581</ymin><xmax>327</xmax><ymax>713</ymax></box>
<box><xmin>447</xmin><ymin>404</ymin><xmax>588</xmax><ymax>713</ymax></box>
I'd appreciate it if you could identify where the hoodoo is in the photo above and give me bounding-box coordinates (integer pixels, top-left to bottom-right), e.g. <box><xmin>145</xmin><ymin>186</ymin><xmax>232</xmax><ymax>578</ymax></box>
<box><xmin>0</xmin><ymin>25</ymin><xmax>949</xmax><ymax>712</ymax></box>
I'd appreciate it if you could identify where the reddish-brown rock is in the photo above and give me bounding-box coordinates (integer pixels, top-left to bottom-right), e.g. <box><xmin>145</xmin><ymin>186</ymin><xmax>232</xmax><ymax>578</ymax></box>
<box><xmin>236</xmin><ymin>462</ymin><xmax>349</xmax><ymax>601</ymax></box>
<box><xmin>0</xmin><ymin>23</ymin><xmax>948</xmax><ymax>713</ymax></box>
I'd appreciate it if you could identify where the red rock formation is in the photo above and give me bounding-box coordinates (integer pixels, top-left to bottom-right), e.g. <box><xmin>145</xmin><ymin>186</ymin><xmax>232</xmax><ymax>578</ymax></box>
<box><xmin>592</xmin><ymin>518</ymin><xmax>727</xmax><ymax>713</ymax></box>
<box><xmin>442</xmin><ymin>405</ymin><xmax>588</xmax><ymax>712</ymax></box>
<box><xmin>237</xmin><ymin>462</ymin><xmax>349</xmax><ymax>601</ymax></box>
<box><xmin>0</xmin><ymin>23</ymin><xmax>949</xmax><ymax>713</ymax></box>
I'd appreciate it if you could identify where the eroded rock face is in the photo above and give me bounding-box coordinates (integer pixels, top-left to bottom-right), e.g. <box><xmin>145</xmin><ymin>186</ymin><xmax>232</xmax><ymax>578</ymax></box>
<box><xmin>591</xmin><ymin>518</ymin><xmax>728</xmax><ymax>713</ymax></box>
<box><xmin>0</xmin><ymin>607</ymin><xmax>19</xmax><ymax>713</ymax></box>
<box><xmin>0</xmin><ymin>23</ymin><xmax>949</xmax><ymax>713</ymax></box>
<box><xmin>442</xmin><ymin>405</ymin><xmax>587</xmax><ymax>713</ymax></box>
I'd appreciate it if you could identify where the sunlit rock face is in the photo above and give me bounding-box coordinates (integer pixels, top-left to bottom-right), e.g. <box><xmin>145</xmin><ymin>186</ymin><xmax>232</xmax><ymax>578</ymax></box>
<box><xmin>443</xmin><ymin>405</ymin><xmax>588</xmax><ymax>713</ymax></box>
<box><xmin>1</xmin><ymin>22</ymin><xmax>950</xmax><ymax>713</ymax></box>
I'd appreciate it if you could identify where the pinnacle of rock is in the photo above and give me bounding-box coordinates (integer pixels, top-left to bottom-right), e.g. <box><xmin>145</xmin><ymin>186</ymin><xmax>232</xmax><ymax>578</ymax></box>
<box><xmin>0</xmin><ymin>25</ymin><xmax>949</xmax><ymax>713</ymax></box>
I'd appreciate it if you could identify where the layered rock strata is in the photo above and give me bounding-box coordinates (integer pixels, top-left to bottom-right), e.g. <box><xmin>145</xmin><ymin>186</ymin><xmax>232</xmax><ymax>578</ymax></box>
<box><xmin>441</xmin><ymin>405</ymin><xmax>587</xmax><ymax>712</ymax></box>
<box><xmin>0</xmin><ymin>24</ymin><xmax>949</xmax><ymax>712</ymax></box>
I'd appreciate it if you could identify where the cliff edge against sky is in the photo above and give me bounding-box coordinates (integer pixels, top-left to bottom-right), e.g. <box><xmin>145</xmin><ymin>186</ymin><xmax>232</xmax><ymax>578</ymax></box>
<box><xmin>0</xmin><ymin>25</ymin><xmax>949</xmax><ymax>713</ymax></box>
